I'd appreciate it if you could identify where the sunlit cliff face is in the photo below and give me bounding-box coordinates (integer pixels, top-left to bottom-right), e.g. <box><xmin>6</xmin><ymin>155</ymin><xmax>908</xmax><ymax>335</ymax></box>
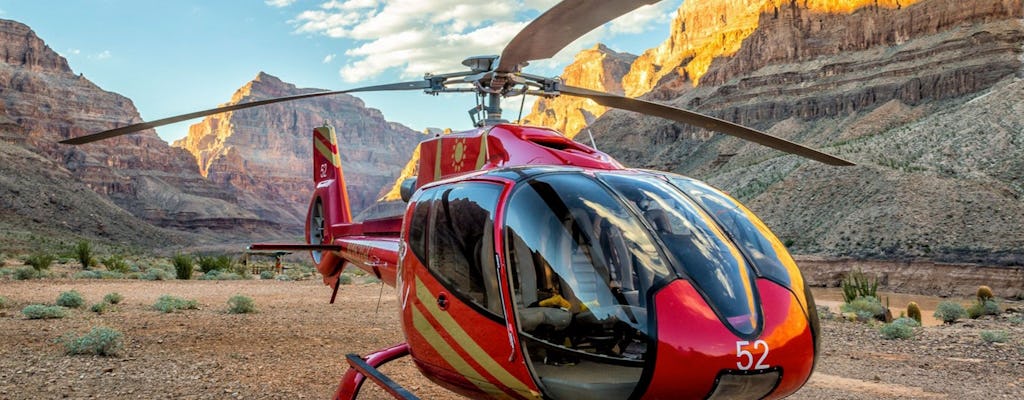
<box><xmin>623</xmin><ymin>0</ymin><xmax>920</xmax><ymax>96</ymax></box>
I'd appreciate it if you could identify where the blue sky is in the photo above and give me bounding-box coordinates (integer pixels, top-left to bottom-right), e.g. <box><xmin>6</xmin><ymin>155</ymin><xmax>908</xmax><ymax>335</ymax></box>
<box><xmin>0</xmin><ymin>0</ymin><xmax>681</xmax><ymax>142</ymax></box>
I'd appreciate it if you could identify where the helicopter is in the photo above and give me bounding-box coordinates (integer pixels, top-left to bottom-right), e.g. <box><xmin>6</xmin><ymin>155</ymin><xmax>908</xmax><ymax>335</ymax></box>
<box><xmin>62</xmin><ymin>0</ymin><xmax>856</xmax><ymax>398</ymax></box>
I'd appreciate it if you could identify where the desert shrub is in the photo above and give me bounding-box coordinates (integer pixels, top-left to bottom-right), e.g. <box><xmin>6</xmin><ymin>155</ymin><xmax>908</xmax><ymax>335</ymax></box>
<box><xmin>141</xmin><ymin>268</ymin><xmax>173</xmax><ymax>281</ymax></box>
<box><xmin>198</xmin><ymin>269</ymin><xmax>221</xmax><ymax>280</ymax></box>
<box><xmin>0</xmin><ymin>295</ymin><xmax>10</xmax><ymax>309</ymax></box>
<box><xmin>1010</xmin><ymin>315</ymin><xmax>1024</xmax><ymax>325</ymax></box>
<box><xmin>73</xmin><ymin>270</ymin><xmax>102</xmax><ymax>279</ymax></box>
<box><xmin>196</xmin><ymin>254</ymin><xmax>233</xmax><ymax>274</ymax></box>
<box><xmin>841</xmin><ymin>269</ymin><xmax>879</xmax><ymax>303</ymax></box>
<box><xmin>275</xmin><ymin>274</ymin><xmax>293</xmax><ymax>281</ymax></box>
<box><xmin>74</xmin><ymin>241</ymin><xmax>94</xmax><ymax>270</ymax></box>
<box><xmin>102</xmin><ymin>255</ymin><xmax>130</xmax><ymax>273</ymax></box>
<box><xmin>934</xmin><ymin>301</ymin><xmax>967</xmax><ymax>324</ymax></box>
<box><xmin>362</xmin><ymin>276</ymin><xmax>381</xmax><ymax>284</ymax></box>
<box><xmin>152</xmin><ymin>295</ymin><xmax>198</xmax><ymax>313</ymax></box>
<box><xmin>977</xmin><ymin>285</ymin><xmax>994</xmax><ymax>303</ymax></box>
<box><xmin>816</xmin><ymin>305</ymin><xmax>836</xmax><ymax>321</ymax></box>
<box><xmin>967</xmin><ymin>300</ymin><xmax>1001</xmax><ymax>319</ymax></box>
<box><xmin>56</xmin><ymin>290</ymin><xmax>85</xmax><ymax>308</ymax></box>
<box><xmin>62</xmin><ymin>326</ymin><xmax>124</xmax><ymax>356</ymax></box>
<box><xmin>98</xmin><ymin>271</ymin><xmax>124</xmax><ymax>279</ymax></box>
<box><xmin>840</xmin><ymin>295</ymin><xmax>886</xmax><ymax>321</ymax></box>
<box><xmin>907</xmin><ymin>302</ymin><xmax>922</xmax><ymax>324</ymax></box>
<box><xmin>880</xmin><ymin>318</ymin><xmax>917</xmax><ymax>340</ymax></box>
<box><xmin>980</xmin><ymin>330</ymin><xmax>1009</xmax><ymax>343</ymax></box>
<box><xmin>338</xmin><ymin>274</ymin><xmax>353</xmax><ymax>285</ymax></box>
<box><xmin>14</xmin><ymin>267</ymin><xmax>38</xmax><ymax>280</ymax></box>
<box><xmin>259</xmin><ymin>270</ymin><xmax>275</xmax><ymax>280</ymax></box>
<box><xmin>103</xmin><ymin>292</ymin><xmax>123</xmax><ymax>305</ymax></box>
<box><xmin>217</xmin><ymin>272</ymin><xmax>244</xmax><ymax>280</ymax></box>
<box><xmin>172</xmin><ymin>254</ymin><xmax>193</xmax><ymax>280</ymax></box>
<box><xmin>22</xmin><ymin>304</ymin><xmax>67</xmax><ymax>319</ymax></box>
<box><xmin>90</xmin><ymin>302</ymin><xmax>109</xmax><ymax>314</ymax></box>
<box><xmin>226</xmin><ymin>295</ymin><xmax>256</xmax><ymax>314</ymax></box>
<box><xmin>25</xmin><ymin>252</ymin><xmax>55</xmax><ymax>272</ymax></box>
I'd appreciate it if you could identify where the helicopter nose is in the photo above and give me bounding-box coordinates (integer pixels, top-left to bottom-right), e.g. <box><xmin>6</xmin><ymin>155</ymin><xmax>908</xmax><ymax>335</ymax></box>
<box><xmin>639</xmin><ymin>279</ymin><xmax>815</xmax><ymax>399</ymax></box>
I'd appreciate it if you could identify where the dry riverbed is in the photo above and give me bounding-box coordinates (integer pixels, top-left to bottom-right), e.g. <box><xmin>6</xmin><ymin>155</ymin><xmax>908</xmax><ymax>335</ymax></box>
<box><xmin>0</xmin><ymin>278</ymin><xmax>1022</xmax><ymax>399</ymax></box>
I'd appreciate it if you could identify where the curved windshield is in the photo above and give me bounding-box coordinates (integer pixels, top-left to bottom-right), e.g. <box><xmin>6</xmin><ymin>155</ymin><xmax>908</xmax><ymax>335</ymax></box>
<box><xmin>599</xmin><ymin>173</ymin><xmax>760</xmax><ymax>336</ymax></box>
<box><xmin>504</xmin><ymin>173</ymin><xmax>668</xmax><ymax>399</ymax></box>
<box><xmin>667</xmin><ymin>176</ymin><xmax>792</xmax><ymax>288</ymax></box>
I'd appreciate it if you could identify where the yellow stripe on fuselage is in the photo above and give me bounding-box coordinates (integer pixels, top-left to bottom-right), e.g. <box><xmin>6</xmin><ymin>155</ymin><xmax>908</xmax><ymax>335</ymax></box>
<box><xmin>414</xmin><ymin>277</ymin><xmax>539</xmax><ymax>399</ymax></box>
<box><xmin>411</xmin><ymin>306</ymin><xmax>505</xmax><ymax>396</ymax></box>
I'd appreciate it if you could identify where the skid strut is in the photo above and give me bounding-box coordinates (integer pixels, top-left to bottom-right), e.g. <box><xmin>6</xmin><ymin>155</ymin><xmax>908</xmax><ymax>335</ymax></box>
<box><xmin>334</xmin><ymin>343</ymin><xmax>417</xmax><ymax>400</ymax></box>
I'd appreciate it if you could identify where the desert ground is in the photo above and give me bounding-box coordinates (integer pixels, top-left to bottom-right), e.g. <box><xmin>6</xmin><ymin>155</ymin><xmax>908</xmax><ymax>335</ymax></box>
<box><xmin>1</xmin><ymin>275</ymin><xmax>1022</xmax><ymax>399</ymax></box>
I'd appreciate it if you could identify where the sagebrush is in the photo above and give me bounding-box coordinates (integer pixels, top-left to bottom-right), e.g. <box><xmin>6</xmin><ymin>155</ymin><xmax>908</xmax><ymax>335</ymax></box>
<box><xmin>227</xmin><ymin>295</ymin><xmax>256</xmax><ymax>314</ymax></box>
<box><xmin>22</xmin><ymin>304</ymin><xmax>67</xmax><ymax>319</ymax></box>
<box><xmin>56</xmin><ymin>290</ymin><xmax>85</xmax><ymax>308</ymax></box>
<box><xmin>934</xmin><ymin>301</ymin><xmax>967</xmax><ymax>324</ymax></box>
<box><xmin>152</xmin><ymin>295</ymin><xmax>198</xmax><ymax>313</ymax></box>
<box><xmin>103</xmin><ymin>292</ymin><xmax>124</xmax><ymax>305</ymax></box>
<box><xmin>62</xmin><ymin>326</ymin><xmax>124</xmax><ymax>356</ymax></box>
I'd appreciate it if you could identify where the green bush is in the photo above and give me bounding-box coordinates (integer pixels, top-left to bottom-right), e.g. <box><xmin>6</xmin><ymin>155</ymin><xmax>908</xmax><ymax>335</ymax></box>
<box><xmin>880</xmin><ymin>319</ymin><xmax>916</xmax><ymax>340</ymax></box>
<box><xmin>172</xmin><ymin>254</ymin><xmax>193</xmax><ymax>280</ymax></box>
<box><xmin>259</xmin><ymin>270</ymin><xmax>275</xmax><ymax>280</ymax></box>
<box><xmin>56</xmin><ymin>290</ymin><xmax>85</xmax><ymax>308</ymax></box>
<box><xmin>62</xmin><ymin>326</ymin><xmax>124</xmax><ymax>356</ymax></box>
<box><xmin>25</xmin><ymin>252</ymin><xmax>55</xmax><ymax>272</ymax></box>
<box><xmin>73</xmin><ymin>270</ymin><xmax>102</xmax><ymax>279</ymax></box>
<box><xmin>226</xmin><ymin>295</ymin><xmax>256</xmax><ymax>314</ymax></box>
<box><xmin>22</xmin><ymin>304</ymin><xmax>67</xmax><ymax>319</ymax></box>
<box><xmin>90</xmin><ymin>302</ymin><xmax>109</xmax><ymax>314</ymax></box>
<box><xmin>14</xmin><ymin>267</ymin><xmax>38</xmax><ymax>280</ymax></box>
<box><xmin>102</xmin><ymin>255</ymin><xmax>130</xmax><ymax>273</ymax></box>
<box><xmin>152</xmin><ymin>295</ymin><xmax>198</xmax><ymax>313</ymax></box>
<box><xmin>0</xmin><ymin>295</ymin><xmax>11</xmax><ymax>309</ymax></box>
<box><xmin>103</xmin><ymin>292</ymin><xmax>123</xmax><ymax>305</ymax></box>
<box><xmin>74</xmin><ymin>241</ymin><xmax>94</xmax><ymax>270</ymax></box>
<box><xmin>967</xmin><ymin>300</ymin><xmax>1001</xmax><ymax>319</ymax></box>
<box><xmin>840</xmin><ymin>296</ymin><xmax>886</xmax><ymax>322</ymax></box>
<box><xmin>980</xmin><ymin>330</ymin><xmax>1009</xmax><ymax>343</ymax></box>
<box><xmin>141</xmin><ymin>268</ymin><xmax>173</xmax><ymax>281</ymax></box>
<box><xmin>275</xmin><ymin>274</ymin><xmax>293</xmax><ymax>281</ymax></box>
<box><xmin>338</xmin><ymin>274</ymin><xmax>353</xmax><ymax>285</ymax></box>
<box><xmin>841</xmin><ymin>269</ymin><xmax>879</xmax><ymax>303</ymax></box>
<box><xmin>934</xmin><ymin>301</ymin><xmax>967</xmax><ymax>324</ymax></box>
<box><xmin>196</xmin><ymin>255</ymin><xmax>233</xmax><ymax>274</ymax></box>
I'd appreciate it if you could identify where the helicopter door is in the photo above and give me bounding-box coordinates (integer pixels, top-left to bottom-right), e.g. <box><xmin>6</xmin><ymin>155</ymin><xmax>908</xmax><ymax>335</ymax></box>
<box><xmin>403</xmin><ymin>181</ymin><xmax>540</xmax><ymax>399</ymax></box>
<box><xmin>503</xmin><ymin>173</ymin><xmax>673</xmax><ymax>400</ymax></box>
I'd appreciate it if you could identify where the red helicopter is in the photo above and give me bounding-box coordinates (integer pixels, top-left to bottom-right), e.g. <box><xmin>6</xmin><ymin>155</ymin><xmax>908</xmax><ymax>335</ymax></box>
<box><xmin>63</xmin><ymin>1</ymin><xmax>855</xmax><ymax>398</ymax></box>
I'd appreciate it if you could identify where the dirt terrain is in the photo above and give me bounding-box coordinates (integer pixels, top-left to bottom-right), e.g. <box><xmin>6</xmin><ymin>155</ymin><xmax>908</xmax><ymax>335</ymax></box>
<box><xmin>1</xmin><ymin>277</ymin><xmax>1021</xmax><ymax>399</ymax></box>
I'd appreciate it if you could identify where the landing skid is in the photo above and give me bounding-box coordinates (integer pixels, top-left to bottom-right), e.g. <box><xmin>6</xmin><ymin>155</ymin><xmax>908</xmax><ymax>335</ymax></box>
<box><xmin>334</xmin><ymin>343</ymin><xmax>419</xmax><ymax>400</ymax></box>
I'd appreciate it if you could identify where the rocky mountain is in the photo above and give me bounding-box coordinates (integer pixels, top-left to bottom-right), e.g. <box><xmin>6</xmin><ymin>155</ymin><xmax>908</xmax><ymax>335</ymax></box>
<box><xmin>0</xmin><ymin>19</ymin><xmax>260</xmax><ymax>249</ymax></box>
<box><xmin>522</xmin><ymin>44</ymin><xmax>636</xmax><ymax>138</ymax></box>
<box><xmin>173</xmin><ymin>72</ymin><xmax>423</xmax><ymax>229</ymax></box>
<box><xmin>544</xmin><ymin>0</ymin><xmax>1024</xmax><ymax>264</ymax></box>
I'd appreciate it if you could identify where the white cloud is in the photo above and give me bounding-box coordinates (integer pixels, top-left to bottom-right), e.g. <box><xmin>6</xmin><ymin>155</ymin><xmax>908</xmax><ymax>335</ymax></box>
<box><xmin>92</xmin><ymin>50</ymin><xmax>112</xmax><ymax>60</ymax></box>
<box><xmin>609</xmin><ymin>1</ymin><xmax>675</xmax><ymax>34</ymax></box>
<box><xmin>323</xmin><ymin>53</ymin><xmax>336</xmax><ymax>63</ymax></box>
<box><xmin>67</xmin><ymin>48</ymin><xmax>81</xmax><ymax>55</ymax></box>
<box><xmin>288</xmin><ymin>0</ymin><xmax>665</xmax><ymax>82</ymax></box>
<box><xmin>265</xmin><ymin>0</ymin><xmax>298</xmax><ymax>7</ymax></box>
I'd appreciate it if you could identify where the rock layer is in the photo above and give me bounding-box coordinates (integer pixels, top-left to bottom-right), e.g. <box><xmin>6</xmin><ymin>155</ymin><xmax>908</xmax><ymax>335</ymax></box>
<box><xmin>174</xmin><ymin>72</ymin><xmax>422</xmax><ymax>228</ymax></box>
<box><xmin>583</xmin><ymin>0</ymin><xmax>1024</xmax><ymax>264</ymax></box>
<box><xmin>522</xmin><ymin>44</ymin><xmax>636</xmax><ymax>138</ymax></box>
<box><xmin>0</xmin><ymin>19</ymin><xmax>255</xmax><ymax>235</ymax></box>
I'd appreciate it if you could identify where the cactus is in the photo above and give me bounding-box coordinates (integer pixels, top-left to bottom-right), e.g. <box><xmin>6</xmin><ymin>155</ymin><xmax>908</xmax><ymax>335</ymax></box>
<box><xmin>841</xmin><ymin>269</ymin><xmax>879</xmax><ymax>303</ymax></box>
<box><xmin>907</xmin><ymin>301</ymin><xmax>922</xmax><ymax>324</ymax></box>
<box><xmin>977</xmin><ymin>285</ymin><xmax>994</xmax><ymax>303</ymax></box>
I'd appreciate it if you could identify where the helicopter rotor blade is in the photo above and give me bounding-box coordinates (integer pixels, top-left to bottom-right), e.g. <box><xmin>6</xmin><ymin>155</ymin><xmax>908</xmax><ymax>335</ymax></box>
<box><xmin>60</xmin><ymin>80</ymin><xmax>432</xmax><ymax>145</ymax></box>
<box><xmin>496</xmin><ymin>0</ymin><xmax>660</xmax><ymax>73</ymax></box>
<box><xmin>560</xmin><ymin>85</ymin><xmax>855</xmax><ymax>166</ymax></box>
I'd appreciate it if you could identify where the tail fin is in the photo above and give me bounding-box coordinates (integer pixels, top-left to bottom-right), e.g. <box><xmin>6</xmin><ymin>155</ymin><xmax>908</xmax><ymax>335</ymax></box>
<box><xmin>312</xmin><ymin>123</ymin><xmax>353</xmax><ymax>224</ymax></box>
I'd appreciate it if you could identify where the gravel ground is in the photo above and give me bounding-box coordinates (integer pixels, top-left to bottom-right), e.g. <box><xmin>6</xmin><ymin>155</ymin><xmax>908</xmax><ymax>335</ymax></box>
<box><xmin>0</xmin><ymin>278</ymin><xmax>1021</xmax><ymax>399</ymax></box>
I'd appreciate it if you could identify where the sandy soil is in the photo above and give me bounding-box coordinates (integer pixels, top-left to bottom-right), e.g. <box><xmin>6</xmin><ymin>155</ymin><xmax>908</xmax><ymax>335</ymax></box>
<box><xmin>1</xmin><ymin>278</ymin><xmax>1021</xmax><ymax>399</ymax></box>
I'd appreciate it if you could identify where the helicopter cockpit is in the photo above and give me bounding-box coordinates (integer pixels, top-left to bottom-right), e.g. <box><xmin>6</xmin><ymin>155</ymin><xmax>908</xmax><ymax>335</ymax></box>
<box><xmin>502</xmin><ymin>169</ymin><xmax>764</xmax><ymax>399</ymax></box>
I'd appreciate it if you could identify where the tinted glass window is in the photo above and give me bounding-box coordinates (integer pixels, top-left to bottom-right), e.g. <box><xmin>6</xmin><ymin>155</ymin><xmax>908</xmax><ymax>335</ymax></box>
<box><xmin>425</xmin><ymin>182</ymin><xmax>503</xmax><ymax>316</ymax></box>
<box><xmin>407</xmin><ymin>192</ymin><xmax>433</xmax><ymax>265</ymax></box>
<box><xmin>600</xmin><ymin>173</ymin><xmax>760</xmax><ymax>335</ymax></box>
<box><xmin>667</xmin><ymin>176</ymin><xmax>792</xmax><ymax>288</ymax></box>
